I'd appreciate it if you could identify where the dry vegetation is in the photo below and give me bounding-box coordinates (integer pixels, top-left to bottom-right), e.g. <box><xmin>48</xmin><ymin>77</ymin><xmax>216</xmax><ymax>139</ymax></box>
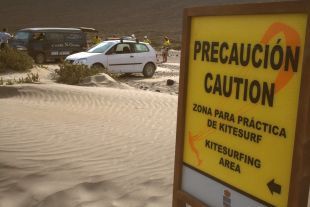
<box><xmin>55</xmin><ymin>63</ymin><xmax>103</xmax><ymax>85</ymax></box>
<box><xmin>0</xmin><ymin>48</ymin><xmax>34</xmax><ymax>72</ymax></box>
<box><xmin>0</xmin><ymin>72</ymin><xmax>39</xmax><ymax>85</ymax></box>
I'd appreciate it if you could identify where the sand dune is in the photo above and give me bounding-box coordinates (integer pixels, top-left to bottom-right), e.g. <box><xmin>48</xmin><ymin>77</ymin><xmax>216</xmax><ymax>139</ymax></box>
<box><xmin>0</xmin><ymin>84</ymin><xmax>177</xmax><ymax>207</ymax></box>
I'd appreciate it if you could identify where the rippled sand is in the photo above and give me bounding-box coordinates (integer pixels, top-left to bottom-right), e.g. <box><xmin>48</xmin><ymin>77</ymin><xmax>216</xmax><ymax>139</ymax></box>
<box><xmin>0</xmin><ymin>84</ymin><xmax>177</xmax><ymax>207</ymax></box>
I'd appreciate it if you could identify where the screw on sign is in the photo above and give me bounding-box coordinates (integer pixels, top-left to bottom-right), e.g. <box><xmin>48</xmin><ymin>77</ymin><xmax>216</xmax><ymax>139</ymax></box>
<box><xmin>223</xmin><ymin>190</ymin><xmax>231</xmax><ymax>207</ymax></box>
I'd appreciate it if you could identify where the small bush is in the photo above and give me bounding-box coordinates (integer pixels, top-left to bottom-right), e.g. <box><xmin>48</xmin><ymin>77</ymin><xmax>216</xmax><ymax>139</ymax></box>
<box><xmin>0</xmin><ymin>73</ymin><xmax>40</xmax><ymax>86</ymax></box>
<box><xmin>55</xmin><ymin>63</ymin><xmax>103</xmax><ymax>85</ymax></box>
<box><xmin>5</xmin><ymin>79</ymin><xmax>14</xmax><ymax>85</ymax></box>
<box><xmin>17</xmin><ymin>73</ymin><xmax>40</xmax><ymax>84</ymax></box>
<box><xmin>0</xmin><ymin>48</ymin><xmax>34</xmax><ymax>72</ymax></box>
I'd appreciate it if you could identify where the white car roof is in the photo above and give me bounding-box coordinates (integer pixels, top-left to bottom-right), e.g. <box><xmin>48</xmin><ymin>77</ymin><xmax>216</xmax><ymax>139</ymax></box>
<box><xmin>104</xmin><ymin>40</ymin><xmax>147</xmax><ymax>44</ymax></box>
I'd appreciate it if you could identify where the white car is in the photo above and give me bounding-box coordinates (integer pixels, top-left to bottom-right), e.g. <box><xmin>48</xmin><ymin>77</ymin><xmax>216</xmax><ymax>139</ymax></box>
<box><xmin>65</xmin><ymin>40</ymin><xmax>157</xmax><ymax>78</ymax></box>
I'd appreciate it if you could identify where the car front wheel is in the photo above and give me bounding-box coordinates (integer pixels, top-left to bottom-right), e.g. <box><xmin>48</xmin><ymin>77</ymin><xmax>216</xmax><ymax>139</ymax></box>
<box><xmin>91</xmin><ymin>63</ymin><xmax>106</xmax><ymax>71</ymax></box>
<box><xmin>143</xmin><ymin>63</ymin><xmax>155</xmax><ymax>78</ymax></box>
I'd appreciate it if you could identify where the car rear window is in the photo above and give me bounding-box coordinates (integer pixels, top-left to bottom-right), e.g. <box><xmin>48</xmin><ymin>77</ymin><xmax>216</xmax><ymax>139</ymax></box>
<box><xmin>134</xmin><ymin>43</ymin><xmax>149</xmax><ymax>53</ymax></box>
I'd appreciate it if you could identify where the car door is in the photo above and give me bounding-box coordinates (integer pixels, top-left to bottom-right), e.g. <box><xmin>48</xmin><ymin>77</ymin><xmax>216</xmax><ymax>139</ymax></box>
<box><xmin>131</xmin><ymin>43</ymin><xmax>151</xmax><ymax>72</ymax></box>
<box><xmin>106</xmin><ymin>43</ymin><xmax>135</xmax><ymax>73</ymax></box>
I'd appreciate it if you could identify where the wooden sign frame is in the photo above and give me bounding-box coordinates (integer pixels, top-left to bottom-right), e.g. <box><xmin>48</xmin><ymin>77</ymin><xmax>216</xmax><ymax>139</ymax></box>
<box><xmin>173</xmin><ymin>1</ymin><xmax>310</xmax><ymax>207</ymax></box>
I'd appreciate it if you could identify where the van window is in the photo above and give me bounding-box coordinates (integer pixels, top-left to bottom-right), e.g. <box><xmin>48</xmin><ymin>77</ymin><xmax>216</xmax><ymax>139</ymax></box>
<box><xmin>14</xmin><ymin>32</ymin><xmax>30</xmax><ymax>41</ymax></box>
<box><xmin>46</xmin><ymin>33</ymin><xmax>64</xmax><ymax>41</ymax></box>
<box><xmin>32</xmin><ymin>32</ymin><xmax>46</xmax><ymax>41</ymax></box>
<box><xmin>65</xmin><ymin>33</ymin><xmax>82</xmax><ymax>40</ymax></box>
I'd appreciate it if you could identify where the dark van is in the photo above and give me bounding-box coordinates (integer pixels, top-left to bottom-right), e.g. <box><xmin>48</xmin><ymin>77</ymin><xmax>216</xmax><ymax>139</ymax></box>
<box><xmin>9</xmin><ymin>28</ymin><xmax>87</xmax><ymax>64</ymax></box>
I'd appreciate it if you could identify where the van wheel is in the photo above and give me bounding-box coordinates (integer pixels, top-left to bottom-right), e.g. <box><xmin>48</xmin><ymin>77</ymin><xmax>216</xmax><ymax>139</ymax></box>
<box><xmin>57</xmin><ymin>57</ymin><xmax>65</xmax><ymax>63</ymax></box>
<box><xmin>35</xmin><ymin>53</ymin><xmax>45</xmax><ymax>64</ymax></box>
<box><xmin>0</xmin><ymin>43</ymin><xmax>5</xmax><ymax>50</ymax></box>
<box><xmin>143</xmin><ymin>63</ymin><xmax>155</xmax><ymax>78</ymax></box>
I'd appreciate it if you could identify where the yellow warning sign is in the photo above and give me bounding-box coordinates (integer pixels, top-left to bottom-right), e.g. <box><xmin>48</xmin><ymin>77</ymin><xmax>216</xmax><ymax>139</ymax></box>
<box><xmin>182</xmin><ymin>13</ymin><xmax>307</xmax><ymax>206</ymax></box>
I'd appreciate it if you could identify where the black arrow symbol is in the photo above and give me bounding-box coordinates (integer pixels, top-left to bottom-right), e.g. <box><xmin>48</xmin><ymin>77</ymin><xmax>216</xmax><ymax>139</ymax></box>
<box><xmin>267</xmin><ymin>179</ymin><xmax>282</xmax><ymax>195</ymax></box>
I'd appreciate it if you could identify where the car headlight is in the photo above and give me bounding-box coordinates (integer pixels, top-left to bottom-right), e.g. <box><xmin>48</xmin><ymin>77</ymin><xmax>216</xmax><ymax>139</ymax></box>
<box><xmin>74</xmin><ymin>58</ymin><xmax>87</xmax><ymax>65</ymax></box>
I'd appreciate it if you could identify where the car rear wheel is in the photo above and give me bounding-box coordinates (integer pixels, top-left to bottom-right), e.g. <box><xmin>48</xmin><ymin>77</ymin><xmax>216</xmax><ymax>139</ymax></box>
<box><xmin>143</xmin><ymin>63</ymin><xmax>155</xmax><ymax>78</ymax></box>
<box><xmin>35</xmin><ymin>53</ymin><xmax>45</xmax><ymax>64</ymax></box>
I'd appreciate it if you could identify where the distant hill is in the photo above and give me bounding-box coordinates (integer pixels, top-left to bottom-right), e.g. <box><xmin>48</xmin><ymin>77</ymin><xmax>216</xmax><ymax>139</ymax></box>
<box><xmin>1</xmin><ymin>0</ymin><xmax>205</xmax><ymax>47</ymax></box>
<box><xmin>0</xmin><ymin>0</ymin><xmax>275</xmax><ymax>47</ymax></box>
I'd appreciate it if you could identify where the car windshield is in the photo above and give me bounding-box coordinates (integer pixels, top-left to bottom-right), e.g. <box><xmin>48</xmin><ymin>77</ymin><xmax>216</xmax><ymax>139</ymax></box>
<box><xmin>88</xmin><ymin>42</ymin><xmax>114</xmax><ymax>53</ymax></box>
<box><xmin>14</xmin><ymin>32</ymin><xmax>30</xmax><ymax>41</ymax></box>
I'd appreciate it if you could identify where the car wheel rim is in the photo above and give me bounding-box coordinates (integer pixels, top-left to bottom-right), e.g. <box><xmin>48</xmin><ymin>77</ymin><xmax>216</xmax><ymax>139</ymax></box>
<box><xmin>146</xmin><ymin>65</ymin><xmax>154</xmax><ymax>76</ymax></box>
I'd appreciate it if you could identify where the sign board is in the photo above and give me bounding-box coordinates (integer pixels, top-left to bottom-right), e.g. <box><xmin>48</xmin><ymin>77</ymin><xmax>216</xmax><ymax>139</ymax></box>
<box><xmin>173</xmin><ymin>2</ymin><xmax>310</xmax><ymax>207</ymax></box>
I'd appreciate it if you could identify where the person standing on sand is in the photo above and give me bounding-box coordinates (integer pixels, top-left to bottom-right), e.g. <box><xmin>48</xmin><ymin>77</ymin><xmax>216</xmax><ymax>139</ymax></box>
<box><xmin>0</xmin><ymin>28</ymin><xmax>12</xmax><ymax>50</ymax></box>
<box><xmin>92</xmin><ymin>35</ymin><xmax>102</xmax><ymax>45</ymax></box>
<box><xmin>162</xmin><ymin>36</ymin><xmax>171</xmax><ymax>63</ymax></box>
<box><xmin>143</xmin><ymin>36</ymin><xmax>151</xmax><ymax>44</ymax></box>
<box><xmin>130</xmin><ymin>34</ymin><xmax>136</xmax><ymax>41</ymax></box>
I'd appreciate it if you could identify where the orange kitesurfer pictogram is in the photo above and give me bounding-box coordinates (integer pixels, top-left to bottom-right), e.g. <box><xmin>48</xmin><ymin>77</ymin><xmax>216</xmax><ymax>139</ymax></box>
<box><xmin>188</xmin><ymin>131</ymin><xmax>203</xmax><ymax>166</ymax></box>
<box><xmin>188</xmin><ymin>127</ymin><xmax>217</xmax><ymax>166</ymax></box>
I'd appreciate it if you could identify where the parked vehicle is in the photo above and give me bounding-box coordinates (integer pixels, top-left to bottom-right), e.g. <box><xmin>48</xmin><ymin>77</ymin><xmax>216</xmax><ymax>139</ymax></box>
<box><xmin>9</xmin><ymin>28</ymin><xmax>87</xmax><ymax>64</ymax></box>
<box><xmin>65</xmin><ymin>39</ymin><xmax>157</xmax><ymax>78</ymax></box>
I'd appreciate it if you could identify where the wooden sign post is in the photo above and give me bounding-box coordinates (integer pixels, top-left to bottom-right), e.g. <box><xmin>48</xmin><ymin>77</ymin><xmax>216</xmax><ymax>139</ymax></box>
<box><xmin>173</xmin><ymin>1</ymin><xmax>310</xmax><ymax>207</ymax></box>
